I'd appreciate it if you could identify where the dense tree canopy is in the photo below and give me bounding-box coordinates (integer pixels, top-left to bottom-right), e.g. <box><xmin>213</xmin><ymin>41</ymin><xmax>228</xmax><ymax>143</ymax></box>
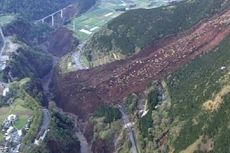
<box><xmin>0</xmin><ymin>0</ymin><xmax>96</xmax><ymax>20</ymax></box>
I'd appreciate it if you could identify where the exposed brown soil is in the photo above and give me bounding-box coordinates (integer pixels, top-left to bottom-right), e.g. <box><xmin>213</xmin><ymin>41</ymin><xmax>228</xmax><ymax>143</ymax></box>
<box><xmin>46</xmin><ymin>27</ymin><xmax>78</xmax><ymax>57</ymax></box>
<box><xmin>91</xmin><ymin>139</ymin><xmax>112</xmax><ymax>153</ymax></box>
<box><xmin>203</xmin><ymin>84</ymin><xmax>230</xmax><ymax>112</ymax></box>
<box><xmin>47</xmin><ymin>139</ymin><xmax>81</xmax><ymax>153</ymax></box>
<box><xmin>57</xmin><ymin>9</ymin><xmax>230</xmax><ymax>119</ymax></box>
<box><xmin>199</xmin><ymin>137</ymin><xmax>214</xmax><ymax>152</ymax></box>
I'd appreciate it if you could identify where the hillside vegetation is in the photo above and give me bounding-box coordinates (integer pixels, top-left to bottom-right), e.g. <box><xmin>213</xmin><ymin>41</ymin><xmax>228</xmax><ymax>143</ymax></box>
<box><xmin>27</xmin><ymin>109</ymin><xmax>81</xmax><ymax>153</ymax></box>
<box><xmin>166</xmin><ymin>35</ymin><xmax>230</xmax><ymax>152</ymax></box>
<box><xmin>0</xmin><ymin>42</ymin><xmax>52</xmax><ymax>82</ymax></box>
<box><xmin>131</xmin><ymin>35</ymin><xmax>230</xmax><ymax>153</ymax></box>
<box><xmin>2</xmin><ymin>17</ymin><xmax>52</xmax><ymax>45</ymax></box>
<box><xmin>0</xmin><ymin>0</ymin><xmax>96</xmax><ymax>20</ymax></box>
<box><xmin>84</xmin><ymin>0</ymin><xmax>230</xmax><ymax>65</ymax></box>
<box><xmin>0</xmin><ymin>17</ymin><xmax>53</xmax><ymax>82</ymax></box>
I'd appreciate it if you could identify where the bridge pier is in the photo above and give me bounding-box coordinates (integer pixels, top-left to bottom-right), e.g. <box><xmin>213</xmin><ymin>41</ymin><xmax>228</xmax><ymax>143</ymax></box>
<box><xmin>60</xmin><ymin>9</ymin><xmax>64</xmax><ymax>19</ymax></box>
<box><xmin>34</xmin><ymin>4</ymin><xmax>73</xmax><ymax>26</ymax></box>
<box><xmin>51</xmin><ymin>15</ymin><xmax>54</xmax><ymax>26</ymax></box>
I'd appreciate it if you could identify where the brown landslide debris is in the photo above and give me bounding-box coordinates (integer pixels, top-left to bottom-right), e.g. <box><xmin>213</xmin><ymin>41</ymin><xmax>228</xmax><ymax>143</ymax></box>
<box><xmin>57</xmin><ymin>9</ymin><xmax>230</xmax><ymax>119</ymax></box>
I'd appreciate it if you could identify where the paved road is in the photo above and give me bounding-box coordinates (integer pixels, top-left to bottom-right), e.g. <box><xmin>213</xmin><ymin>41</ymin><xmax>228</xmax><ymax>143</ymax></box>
<box><xmin>118</xmin><ymin>105</ymin><xmax>139</xmax><ymax>153</ymax></box>
<box><xmin>34</xmin><ymin>109</ymin><xmax>50</xmax><ymax>145</ymax></box>
<box><xmin>76</xmin><ymin>131</ymin><xmax>91</xmax><ymax>153</ymax></box>
<box><xmin>38</xmin><ymin>109</ymin><xmax>50</xmax><ymax>137</ymax></box>
<box><xmin>72</xmin><ymin>42</ymin><xmax>88</xmax><ymax>70</ymax></box>
<box><xmin>73</xmin><ymin>117</ymin><xmax>92</xmax><ymax>153</ymax></box>
<box><xmin>72</xmin><ymin>51</ymin><xmax>84</xmax><ymax>70</ymax></box>
<box><xmin>0</xmin><ymin>28</ymin><xmax>6</xmax><ymax>56</ymax></box>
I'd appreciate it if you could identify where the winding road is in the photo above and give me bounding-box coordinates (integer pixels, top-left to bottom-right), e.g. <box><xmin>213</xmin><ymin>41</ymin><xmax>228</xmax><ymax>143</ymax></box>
<box><xmin>72</xmin><ymin>115</ymin><xmax>92</xmax><ymax>153</ymax></box>
<box><xmin>40</xmin><ymin>109</ymin><xmax>50</xmax><ymax>133</ymax></box>
<box><xmin>0</xmin><ymin>27</ymin><xmax>6</xmax><ymax>56</ymax></box>
<box><xmin>75</xmin><ymin>129</ymin><xmax>92</xmax><ymax>153</ymax></box>
<box><xmin>72</xmin><ymin>42</ymin><xmax>88</xmax><ymax>70</ymax></box>
<box><xmin>118</xmin><ymin>105</ymin><xmax>139</xmax><ymax>153</ymax></box>
<box><xmin>34</xmin><ymin>108</ymin><xmax>50</xmax><ymax>145</ymax></box>
<box><xmin>42</xmin><ymin>52</ymin><xmax>91</xmax><ymax>153</ymax></box>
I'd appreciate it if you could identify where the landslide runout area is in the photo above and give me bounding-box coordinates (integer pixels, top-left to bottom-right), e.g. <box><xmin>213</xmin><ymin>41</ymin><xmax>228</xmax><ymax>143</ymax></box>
<box><xmin>58</xmin><ymin>9</ymin><xmax>230</xmax><ymax>118</ymax></box>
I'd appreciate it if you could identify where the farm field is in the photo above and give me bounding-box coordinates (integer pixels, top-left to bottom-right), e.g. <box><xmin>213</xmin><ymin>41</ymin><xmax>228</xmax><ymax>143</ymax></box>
<box><xmin>67</xmin><ymin>0</ymin><xmax>174</xmax><ymax>41</ymax></box>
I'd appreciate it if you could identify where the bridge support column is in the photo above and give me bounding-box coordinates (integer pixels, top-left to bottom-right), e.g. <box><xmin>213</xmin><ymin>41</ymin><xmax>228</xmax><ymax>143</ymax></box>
<box><xmin>61</xmin><ymin>9</ymin><xmax>64</xmax><ymax>19</ymax></box>
<box><xmin>51</xmin><ymin>15</ymin><xmax>54</xmax><ymax>26</ymax></box>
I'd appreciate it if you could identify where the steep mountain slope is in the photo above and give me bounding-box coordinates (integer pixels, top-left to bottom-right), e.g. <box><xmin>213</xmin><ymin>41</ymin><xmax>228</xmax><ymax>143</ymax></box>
<box><xmin>3</xmin><ymin>0</ymin><xmax>230</xmax><ymax>152</ymax></box>
<box><xmin>0</xmin><ymin>15</ymin><xmax>82</xmax><ymax>153</ymax></box>
<box><xmin>1</xmin><ymin>44</ymin><xmax>53</xmax><ymax>81</ymax></box>
<box><xmin>119</xmin><ymin>34</ymin><xmax>230</xmax><ymax>152</ymax></box>
<box><xmin>2</xmin><ymin>17</ymin><xmax>52</xmax><ymax>45</ymax></box>
<box><xmin>83</xmin><ymin>0</ymin><xmax>230</xmax><ymax>66</ymax></box>
<box><xmin>0</xmin><ymin>17</ymin><xmax>53</xmax><ymax>82</ymax></box>
<box><xmin>0</xmin><ymin>0</ymin><xmax>96</xmax><ymax>20</ymax></box>
<box><xmin>57</xmin><ymin>4</ymin><xmax>230</xmax><ymax>118</ymax></box>
<box><xmin>56</xmin><ymin>1</ymin><xmax>230</xmax><ymax>152</ymax></box>
<box><xmin>163</xmin><ymin>34</ymin><xmax>230</xmax><ymax>153</ymax></box>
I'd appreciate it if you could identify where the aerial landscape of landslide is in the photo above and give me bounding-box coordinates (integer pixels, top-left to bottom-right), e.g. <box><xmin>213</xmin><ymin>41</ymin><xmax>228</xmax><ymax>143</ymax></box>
<box><xmin>57</xmin><ymin>0</ymin><xmax>230</xmax><ymax>152</ymax></box>
<box><xmin>1</xmin><ymin>0</ymin><xmax>230</xmax><ymax>153</ymax></box>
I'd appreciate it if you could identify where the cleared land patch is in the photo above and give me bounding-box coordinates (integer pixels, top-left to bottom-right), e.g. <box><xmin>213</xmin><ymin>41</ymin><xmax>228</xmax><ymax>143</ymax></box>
<box><xmin>203</xmin><ymin>84</ymin><xmax>230</xmax><ymax>112</ymax></box>
<box><xmin>180</xmin><ymin>136</ymin><xmax>202</xmax><ymax>153</ymax></box>
<box><xmin>0</xmin><ymin>15</ymin><xmax>15</xmax><ymax>27</ymax></box>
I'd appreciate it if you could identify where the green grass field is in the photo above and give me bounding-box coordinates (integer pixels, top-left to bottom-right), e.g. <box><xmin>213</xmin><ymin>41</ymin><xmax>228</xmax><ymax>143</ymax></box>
<box><xmin>15</xmin><ymin>115</ymin><xmax>30</xmax><ymax>129</ymax></box>
<box><xmin>0</xmin><ymin>97</ymin><xmax>32</xmax><ymax>142</ymax></box>
<box><xmin>0</xmin><ymin>98</ymin><xmax>32</xmax><ymax>127</ymax></box>
<box><xmin>67</xmin><ymin>0</ymin><xmax>171</xmax><ymax>41</ymax></box>
<box><xmin>0</xmin><ymin>15</ymin><xmax>15</xmax><ymax>27</ymax></box>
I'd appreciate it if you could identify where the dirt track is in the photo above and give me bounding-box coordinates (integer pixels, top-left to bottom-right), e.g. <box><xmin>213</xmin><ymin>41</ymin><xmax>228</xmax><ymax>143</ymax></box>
<box><xmin>58</xmin><ymin>9</ymin><xmax>230</xmax><ymax>119</ymax></box>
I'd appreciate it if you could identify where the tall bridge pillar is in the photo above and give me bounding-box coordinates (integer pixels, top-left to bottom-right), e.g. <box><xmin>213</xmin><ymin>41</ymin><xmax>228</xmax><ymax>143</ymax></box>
<box><xmin>51</xmin><ymin>15</ymin><xmax>54</xmax><ymax>26</ymax></box>
<box><xmin>61</xmin><ymin>9</ymin><xmax>64</xmax><ymax>19</ymax></box>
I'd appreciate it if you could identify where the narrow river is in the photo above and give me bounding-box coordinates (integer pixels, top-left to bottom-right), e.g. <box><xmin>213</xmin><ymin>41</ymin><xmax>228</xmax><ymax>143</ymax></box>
<box><xmin>42</xmin><ymin>51</ymin><xmax>91</xmax><ymax>153</ymax></box>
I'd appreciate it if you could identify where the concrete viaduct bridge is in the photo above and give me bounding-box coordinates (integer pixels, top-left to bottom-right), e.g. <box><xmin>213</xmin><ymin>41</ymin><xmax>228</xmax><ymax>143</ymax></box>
<box><xmin>34</xmin><ymin>4</ymin><xmax>73</xmax><ymax>26</ymax></box>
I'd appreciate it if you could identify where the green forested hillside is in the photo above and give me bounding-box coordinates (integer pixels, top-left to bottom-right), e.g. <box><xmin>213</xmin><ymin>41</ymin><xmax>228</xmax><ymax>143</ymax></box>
<box><xmin>0</xmin><ymin>44</ymin><xmax>52</xmax><ymax>82</ymax></box>
<box><xmin>2</xmin><ymin>17</ymin><xmax>52</xmax><ymax>44</ymax></box>
<box><xmin>84</xmin><ymin>0</ymin><xmax>230</xmax><ymax>63</ymax></box>
<box><xmin>27</xmin><ymin>109</ymin><xmax>81</xmax><ymax>153</ymax></box>
<box><xmin>132</xmin><ymin>35</ymin><xmax>230</xmax><ymax>153</ymax></box>
<box><xmin>0</xmin><ymin>0</ymin><xmax>96</xmax><ymax>20</ymax></box>
<box><xmin>166</xmin><ymin>35</ymin><xmax>230</xmax><ymax>153</ymax></box>
<box><xmin>0</xmin><ymin>17</ymin><xmax>53</xmax><ymax>82</ymax></box>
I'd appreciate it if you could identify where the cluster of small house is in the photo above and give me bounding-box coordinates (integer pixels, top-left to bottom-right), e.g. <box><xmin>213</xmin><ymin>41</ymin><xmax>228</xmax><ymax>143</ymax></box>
<box><xmin>0</xmin><ymin>83</ymin><xmax>9</xmax><ymax>97</ymax></box>
<box><xmin>0</xmin><ymin>83</ymin><xmax>13</xmax><ymax>106</ymax></box>
<box><xmin>0</xmin><ymin>55</ymin><xmax>9</xmax><ymax>71</ymax></box>
<box><xmin>0</xmin><ymin>114</ymin><xmax>31</xmax><ymax>153</ymax></box>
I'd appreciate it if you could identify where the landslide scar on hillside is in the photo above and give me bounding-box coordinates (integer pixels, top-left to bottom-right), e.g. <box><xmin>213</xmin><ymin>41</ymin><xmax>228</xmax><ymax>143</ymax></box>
<box><xmin>58</xmin><ymin>9</ymin><xmax>230</xmax><ymax>118</ymax></box>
